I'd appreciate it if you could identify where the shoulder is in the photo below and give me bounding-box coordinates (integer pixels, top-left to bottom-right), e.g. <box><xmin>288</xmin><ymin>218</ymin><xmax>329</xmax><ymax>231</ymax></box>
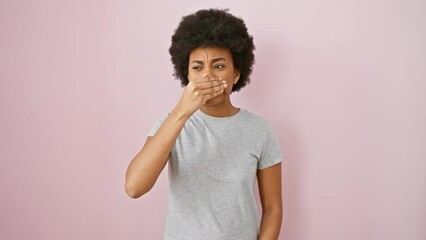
<box><xmin>241</xmin><ymin>109</ymin><xmax>272</xmax><ymax>128</ymax></box>
<box><xmin>239</xmin><ymin>109</ymin><xmax>276</xmax><ymax>137</ymax></box>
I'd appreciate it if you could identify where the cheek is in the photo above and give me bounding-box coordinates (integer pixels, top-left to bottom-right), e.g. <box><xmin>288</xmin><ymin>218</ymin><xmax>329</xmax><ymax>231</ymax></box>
<box><xmin>225</xmin><ymin>80</ymin><xmax>234</xmax><ymax>93</ymax></box>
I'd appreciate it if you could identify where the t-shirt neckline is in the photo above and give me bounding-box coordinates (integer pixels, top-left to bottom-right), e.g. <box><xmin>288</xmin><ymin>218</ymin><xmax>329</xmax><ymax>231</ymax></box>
<box><xmin>195</xmin><ymin>108</ymin><xmax>244</xmax><ymax>121</ymax></box>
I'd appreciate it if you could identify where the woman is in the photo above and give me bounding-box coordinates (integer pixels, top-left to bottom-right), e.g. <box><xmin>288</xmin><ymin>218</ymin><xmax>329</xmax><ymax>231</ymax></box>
<box><xmin>125</xmin><ymin>8</ymin><xmax>284</xmax><ymax>240</ymax></box>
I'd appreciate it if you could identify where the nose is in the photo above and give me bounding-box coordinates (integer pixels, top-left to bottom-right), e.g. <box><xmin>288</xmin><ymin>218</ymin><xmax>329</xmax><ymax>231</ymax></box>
<box><xmin>205</xmin><ymin>66</ymin><xmax>217</xmax><ymax>80</ymax></box>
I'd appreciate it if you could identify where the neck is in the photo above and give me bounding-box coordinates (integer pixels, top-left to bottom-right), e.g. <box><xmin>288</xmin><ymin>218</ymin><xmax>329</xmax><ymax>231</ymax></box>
<box><xmin>199</xmin><ymin>98</ymin><xmax>240</xmax><ymax>117</ymax></box>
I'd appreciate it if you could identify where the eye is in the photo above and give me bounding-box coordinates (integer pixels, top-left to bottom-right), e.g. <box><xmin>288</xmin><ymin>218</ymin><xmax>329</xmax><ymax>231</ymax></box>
<box><xmin>192</xmin><ymin>66</ymin><xmax>203</xmax><ymax>70</ymax></box>
<box><xmin>214</xmin><ymin>64</ymin><xmax>225</xmax><ymax>69</ymax></box>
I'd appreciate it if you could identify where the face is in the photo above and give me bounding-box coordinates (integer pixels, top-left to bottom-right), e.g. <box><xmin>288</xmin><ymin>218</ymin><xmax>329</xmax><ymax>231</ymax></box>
<box><xmin>188</xmin><ymin>47</ymin><xmax>240</xmax><ymax>106</ymax></box>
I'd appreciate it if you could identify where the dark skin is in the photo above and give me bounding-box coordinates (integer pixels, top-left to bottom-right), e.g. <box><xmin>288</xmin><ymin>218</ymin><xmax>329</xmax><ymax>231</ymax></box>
<box><xmin>187</xmin><ymin>47</ymin><xmax>241</xmax><ymax>117</ymax></box>
<box><xmin>125</xmin><ymin>46</ymin><xmax>282</xmax><ymax>239</ymax></box>
<box><xmin>188</xmin><ymin>47</ymin><xmax>283</xmax><ymax>239</ymax></box>
<box><xmin>257</xmin><ymin>162</ymin><xmax>283</xmax><ymax>240</ymax></box>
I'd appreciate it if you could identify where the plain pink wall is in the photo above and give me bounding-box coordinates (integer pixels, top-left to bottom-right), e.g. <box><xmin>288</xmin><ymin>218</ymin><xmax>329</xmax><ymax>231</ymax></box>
<box><xmin>1</xmin><ymin>0</ymin><xmax>425</xmax><ymax>239</ymax></box>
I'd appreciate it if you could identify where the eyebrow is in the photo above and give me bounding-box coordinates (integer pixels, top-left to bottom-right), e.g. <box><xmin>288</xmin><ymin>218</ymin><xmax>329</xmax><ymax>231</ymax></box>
<box><xmin>191</xmin><ymin>57</ymin><xmax>227</xmax><ymax>64</ymax></box>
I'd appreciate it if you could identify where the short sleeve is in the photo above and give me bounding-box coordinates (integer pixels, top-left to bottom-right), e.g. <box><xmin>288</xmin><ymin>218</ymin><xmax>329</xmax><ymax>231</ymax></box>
<box><xmin>147</xmin><ymin>112</ymin><xmax>170</xmax><ymax>137</ymax></box>
<box><xmin>257</xmin><ymin>124</ymin><xmax>284</xmax><ymax>170</ymax></box>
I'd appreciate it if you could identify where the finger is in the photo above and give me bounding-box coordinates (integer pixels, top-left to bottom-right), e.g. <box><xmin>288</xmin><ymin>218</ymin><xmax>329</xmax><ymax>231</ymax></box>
<box><xmin>203</xmin><ymin>90</ymin><xmax>224</xmax><ymax>103</ymax></box>
<box><xmin>200</xmin><ymin>82</ymin><xmax>227</xmax><ymax>94</ymax></box>
<box><xmin>191</xmin><ymin>73</ymin><xmax>209</xmax><ymax>84</ymax></box>
<box><xmin>193</xmin><ymin>74</ymin><xmax>224</xmax><ymax>84</ymax></box>
<box><xmin>202</xmin><ymin>88</ymin><xmax>225</xmax><ymax>103</ymax></box>
<box><xmin>198</xmin><ymin>78</ymin><xmax>227</xmax><ymax>90</ymax></box>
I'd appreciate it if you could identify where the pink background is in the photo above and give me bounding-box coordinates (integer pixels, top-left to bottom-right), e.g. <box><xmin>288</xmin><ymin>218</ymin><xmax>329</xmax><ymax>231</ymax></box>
<box><xmin>1</xmin><ymin>0</ymin><xmax>425</xmax><ymax>239</ymax></box>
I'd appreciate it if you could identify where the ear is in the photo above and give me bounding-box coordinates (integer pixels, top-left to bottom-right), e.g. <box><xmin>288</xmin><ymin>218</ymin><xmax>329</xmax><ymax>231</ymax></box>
<box><xmin>233</xmin><ymin>69</ymin><xmax>240</xmax><ymax>84</ymax></box>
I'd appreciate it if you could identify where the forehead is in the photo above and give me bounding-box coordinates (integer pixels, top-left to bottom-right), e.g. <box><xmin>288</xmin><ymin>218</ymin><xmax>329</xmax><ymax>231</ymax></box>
<box><xmin>189</xmin><ymin>47</ymin><xmax>232</xmax><ymax>61</ymax></box>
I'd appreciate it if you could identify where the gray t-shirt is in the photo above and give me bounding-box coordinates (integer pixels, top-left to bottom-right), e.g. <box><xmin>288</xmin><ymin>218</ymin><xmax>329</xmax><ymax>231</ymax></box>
<box><xmin>147</xmin><ymin>108</ymin><xmax>283</xmax><ymax>240</ymax></box>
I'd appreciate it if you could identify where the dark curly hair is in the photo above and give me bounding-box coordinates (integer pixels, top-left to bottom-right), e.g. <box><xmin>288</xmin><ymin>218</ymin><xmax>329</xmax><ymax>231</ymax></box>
<box><xmin>169</xmin><ymin>8</ymin><xmax>255</xmax><ymax>92</ymax></box>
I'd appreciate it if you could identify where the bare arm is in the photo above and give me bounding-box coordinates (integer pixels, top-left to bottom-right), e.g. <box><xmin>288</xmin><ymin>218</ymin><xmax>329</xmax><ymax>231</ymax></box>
<box><xmin>125</xmin><ymin>108</ymin><xmax>188</xmax><ymax>198</ymax></box>
<box><xmin>125</xmin><ymin>74</ymin><xmax>227</xmax><ymax>198</ymax></box>
<box><xmin>257</xmin><ymin>162</ymin><xmax>283</xmax><ymax>240</ymax></box>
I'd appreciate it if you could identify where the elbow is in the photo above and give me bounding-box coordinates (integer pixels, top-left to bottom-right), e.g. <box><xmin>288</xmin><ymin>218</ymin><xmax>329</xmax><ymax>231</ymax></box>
<box><xmin>263</xmin><ymin>203</ymin><xmax>283</xmax><ymax>214</ymax></box>
<box><xmin>262</xmin><ymin>196</ymin><xmax>283</xmax><ymax>212</ymax></box>
<box><xmin>125</xmin><ymin>180</ymin><xmax>152</xmax><ymax>199</ymax></box>
<box><xmin>125</xmin><ymin>187</ymin><xmax>143</xmax><ymax>199</ymax></box>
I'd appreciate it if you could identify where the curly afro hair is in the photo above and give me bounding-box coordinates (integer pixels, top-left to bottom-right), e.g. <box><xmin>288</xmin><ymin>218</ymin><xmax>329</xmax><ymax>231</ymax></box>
<box><xmin>169</xmin><ymin>8</ymin><xmax>255</xmax><ymax>92</ymax></box>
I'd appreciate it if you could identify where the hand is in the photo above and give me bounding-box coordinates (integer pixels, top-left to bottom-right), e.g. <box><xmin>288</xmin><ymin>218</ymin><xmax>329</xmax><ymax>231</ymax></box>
<box><xmin>174</xmin><ymin>73</ymin><xmax>228</xmax><ymax>117</ymax></box>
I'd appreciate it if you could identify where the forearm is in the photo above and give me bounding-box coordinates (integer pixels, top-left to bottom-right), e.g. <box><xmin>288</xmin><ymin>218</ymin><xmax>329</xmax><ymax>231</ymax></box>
<box><xmin>125</xmin><ymin>106</ymin><xmax>189</xmax><ymax>198</ymax></box>
<box><xmin>258</xmin><ymin>208</ymin><xmax>282</xmax><ymax>240</ymax></box>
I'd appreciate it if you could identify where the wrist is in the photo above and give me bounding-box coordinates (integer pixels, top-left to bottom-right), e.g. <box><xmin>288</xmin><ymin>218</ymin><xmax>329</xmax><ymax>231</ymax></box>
<box><xmin>171</xmin><ymin>104</ymin><xmax>192</xmax><ymax>122</ymax></box>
